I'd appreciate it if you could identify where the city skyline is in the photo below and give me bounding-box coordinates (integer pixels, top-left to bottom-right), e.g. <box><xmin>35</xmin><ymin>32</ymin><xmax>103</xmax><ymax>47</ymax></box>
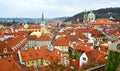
<box><xmin>0</xmin><ymin>0</ymin><xmax>120</xmax><ymax>18</ymax></box>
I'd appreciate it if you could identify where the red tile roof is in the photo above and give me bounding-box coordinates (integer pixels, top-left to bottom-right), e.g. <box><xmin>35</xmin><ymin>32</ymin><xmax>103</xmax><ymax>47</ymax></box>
<box><xmin>70</xmin><ymin>41</ymin><xmax>92</xmax><ymax>52</ymax></box>
<box><xmin>36</xmin><ymin>33</ymin><xmax>52</xmax><ymax>41</ymax></box>
<box><xmin>15</xmin><ymin>25</ymin><xmax>25</xmax><ymax>30</ymax></box>
<box><xmin>28</xmin><ymin>25</ymin><xmax>41</xmax><ymax>29</ymax></box>
<box><xmin>21</xmin><ymin>48</ymin><xmax>37</xmax><ymax>61</ymax></box>
<box><xmin>53</xmin><ymin>36</ymin><xmax>69</xmax><ymax>46</ymax></box>
<box><xmin>0</xmin><ymin>56</ymin><xmax>24</xmax><ymax>71</ymax></box>
<box><xmin>100</xmin><ymin>45</ymin><xmax>108</xmax><ymax>52</ymax></box>
<box><xmin>88</xmin><ymin>18</ymin><xmax>118</xmax><ymax>25</ymax></box>
<box><xmin>0</xmin><ymin>35</ymin><xmax>28</xmax><ymax>54</ymax></box>
<box><xmin>20</xmin><ymin>46</ymin><xmax>63</xmax><ymax>62</ymax></box>
<box><xmin>0</xmin><ymin>56</ymin><xmax>14</xmax><ymax>71</ymax></box>
<box><xmin>86</xmin><ymin>50</ymin><xmax>106</xmax><ymax>63</ymax></box>
<box><xmin>70</xmin><ymin>58</ymin><xmax>79</xmax><ymax>69</ymax></box>
<box><xmin>75</xmin><ymin>44</ymin><xmax>92</xmax><ymax>52</ymax></box>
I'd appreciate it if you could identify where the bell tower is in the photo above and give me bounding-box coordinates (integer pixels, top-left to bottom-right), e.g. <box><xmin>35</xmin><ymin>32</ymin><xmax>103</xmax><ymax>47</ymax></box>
<box><xmin>41</xmin><ymin>12</ymin><xmax>45</xmax><ymax>27</ymax></box>
<box><xmin>83</xmin><ymin>9</ymin><xmax>88</xmax><ymax>24</ymax></box>
<box><xmin>40</xmin><ymin>12</ymin><xmax>47</xmax><ymax>33</ymax></box>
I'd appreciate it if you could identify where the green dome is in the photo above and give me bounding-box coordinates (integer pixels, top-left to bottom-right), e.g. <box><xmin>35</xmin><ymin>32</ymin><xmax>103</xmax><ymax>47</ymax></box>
<box><xmin>88</xmin><ymin>12</ymin><xmax>95</xmax><ymax>17</ymax></box>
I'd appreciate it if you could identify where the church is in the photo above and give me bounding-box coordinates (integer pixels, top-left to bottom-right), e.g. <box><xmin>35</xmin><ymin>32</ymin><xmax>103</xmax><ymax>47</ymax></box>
<box><xmin>83</xmin><ymin>10</ymin><xmax>96</xmax><ymax>24</ymax></box>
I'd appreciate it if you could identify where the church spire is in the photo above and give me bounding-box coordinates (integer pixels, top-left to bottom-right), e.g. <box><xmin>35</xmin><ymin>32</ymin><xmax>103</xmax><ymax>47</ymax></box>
<box><xmin>42</xmin><ymin>12</ymin><xmax>44</xmax><ymax>23</ymax></box>
<box><xmin>40</xmin><ymin>12</ymin><xmax>47</xmax><ymax>33</ymax></box>
<box><xmin>41</xmin><ymin>12</ymin><xmax>45</xmax><ymax>26</ymax></box>
<box><xmin>83</xmin><ymin>9</ymin><xmax>88</xmax><ymax>24</ymax></box>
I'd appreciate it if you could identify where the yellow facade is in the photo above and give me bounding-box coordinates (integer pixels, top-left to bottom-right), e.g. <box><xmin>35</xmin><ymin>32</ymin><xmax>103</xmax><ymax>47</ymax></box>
<box><xmin>25</xmin><ymin>59</ymin><xmax>50</xmax><ymax>68</ymax></box>
<box><xmin>26</xmin><ymin>61</ymin><xmax>32</xmax><ymax>67</ymax></box>
<box><xmin>40</xmin><ymin>27</ymin><xmax>47</xmax><ymax>33</ymax></box>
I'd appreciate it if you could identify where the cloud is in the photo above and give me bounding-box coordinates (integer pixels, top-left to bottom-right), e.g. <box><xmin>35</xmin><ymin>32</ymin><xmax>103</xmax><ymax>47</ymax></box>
<box><xmin>0</xmin><ymin>0</ymin><xmax>119</xmax><ymax>18</ymax></box>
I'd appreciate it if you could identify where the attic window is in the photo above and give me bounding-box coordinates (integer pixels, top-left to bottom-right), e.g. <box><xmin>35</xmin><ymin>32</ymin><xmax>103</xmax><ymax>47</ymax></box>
<box><xmin>83</xmin><ymin>57</ymin><xmax>86</xmax><ymax>61</ymax></box>
<box><xmin>3</xmin><ymin>48</ymin><xmax>8</xmax><ymax>53</ymax></box>
<box><xmin>116</xmin><ymin>44</ymin><xmax>120</xmax><ymax>50</ymax></box>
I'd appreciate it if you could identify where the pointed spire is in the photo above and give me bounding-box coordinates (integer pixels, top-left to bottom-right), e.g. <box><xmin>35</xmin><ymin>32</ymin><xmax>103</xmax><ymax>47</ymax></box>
<box><xmin>42</xmin><ymin>12</ymin><xmax>44</xmax><ymax>23</ymax></box>
<box><xmin>83</xmin><ymin>9</ymin><xmax>88</xmax><ymax>24</ymax></box>
<box><xmin>41</xmin><ymin>12</ymin><xmax>45</xmax><ymax>26</ymax></box>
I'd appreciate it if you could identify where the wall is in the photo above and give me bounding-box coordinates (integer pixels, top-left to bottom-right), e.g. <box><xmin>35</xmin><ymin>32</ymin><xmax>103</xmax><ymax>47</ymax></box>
<box><xmin>79</xmin><ymin>52</ymin><xmax>88</xmax><ymax>67</ymax></box>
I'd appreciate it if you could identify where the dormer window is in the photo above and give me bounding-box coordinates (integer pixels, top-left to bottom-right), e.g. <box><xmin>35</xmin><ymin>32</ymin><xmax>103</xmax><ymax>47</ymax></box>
<box><xmin>3</xmin><ymin>48</ymin><xmax>8</xmax><ymax>53</ymax></box>
<box><xmin>83</xmin><ymin>57</ymin><xmax>86</xmax><ymax>61</ymax></box>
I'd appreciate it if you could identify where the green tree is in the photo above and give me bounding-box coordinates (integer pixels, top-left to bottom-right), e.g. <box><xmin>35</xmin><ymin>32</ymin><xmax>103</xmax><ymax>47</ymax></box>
<box><xmin>105</xmin><ymin>50</ymin><xmax>120</xmax><ymax>71</ymax></box>
<box><xmin>69</xmin><ymin>51</ymin><xmax>80</xmax><ymax>59</ymax></box>
<box><xmin>4</xmin><ymin>22</ymin><xmax>12</xmax><ymax>26</ymax></box>
<box><xmin>102</xmin><ymin>38</ymin><xmax>108</xmax><ymax>41</ymax></box>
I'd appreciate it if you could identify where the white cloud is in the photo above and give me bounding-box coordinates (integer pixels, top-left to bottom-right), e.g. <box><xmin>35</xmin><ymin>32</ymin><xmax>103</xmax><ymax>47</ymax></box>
<box><xmin>0</xmin><ymin>0</ymin><xmax>119</xmax><ymax>18</ymax></box>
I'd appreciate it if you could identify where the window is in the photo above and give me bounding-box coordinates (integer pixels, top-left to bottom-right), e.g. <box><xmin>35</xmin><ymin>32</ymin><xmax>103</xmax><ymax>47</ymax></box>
<box><xmin>27</xmin><ymin>61</ymin><xmax>29</xmax><ymax>65</ymax></box>
<box><xmin>3</xmin><ymin>48</ymin><xmax>8</xmax><ymax>53</ymax></box>
<box><xmin>41</xmin><ymin>58</ymin><xmax>44</xmax><ymax>65</ymax></box>
<box><xmin>32</xmin><ymin>61</ymin><xmax>34</xmax><ymax>64</ymax></box>
<box><xmin>83</xmin><ymin>57</ymin><xmax>86</xmax><ymax>61</ymax></box>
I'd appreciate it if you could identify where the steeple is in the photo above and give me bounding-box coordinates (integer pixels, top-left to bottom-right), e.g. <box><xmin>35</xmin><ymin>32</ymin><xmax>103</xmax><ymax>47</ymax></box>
<box><xmin>41</xmin><ymin>12</ymin><xmax>45</xmax><ymax>26</ymax></box>
<box><xmin>83</xmin><ymin>9</ymin><xmax>88</xmax><ymax>24</ymax></box>
<box><xmin>40</xmin><ymin>12</ymin><xmax>47</xmax><ymax>33</ymax></box>
<box><xmin>42</xmin><ymin>12</ymin><xmax>44</xmax><ymax>23</ymax></box>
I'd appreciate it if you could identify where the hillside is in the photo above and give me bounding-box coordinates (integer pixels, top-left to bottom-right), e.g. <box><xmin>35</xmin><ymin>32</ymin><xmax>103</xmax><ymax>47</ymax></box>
<box><xmin>65</xmin><ymin>7</ymin><xmax>120</xmax><ymax>22</ymax></box>
<box><xmin>53</xmin><ymin>17</ymin><xmax>70</xmax><ymax>21</ymax></box>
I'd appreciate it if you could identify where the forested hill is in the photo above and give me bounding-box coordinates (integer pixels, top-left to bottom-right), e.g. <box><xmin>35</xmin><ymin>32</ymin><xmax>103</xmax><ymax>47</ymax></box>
<box><xmin>65</xmin><ymin>7</ymin><xmax>120</xmax><ymax>22</ymax></box>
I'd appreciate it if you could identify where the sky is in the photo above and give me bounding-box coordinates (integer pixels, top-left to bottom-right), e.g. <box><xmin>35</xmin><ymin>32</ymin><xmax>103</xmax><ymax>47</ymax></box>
<box><xmin>0</xmin><ymin>0</ymin><xmax>120</xmax><ymax>18</ymax></box>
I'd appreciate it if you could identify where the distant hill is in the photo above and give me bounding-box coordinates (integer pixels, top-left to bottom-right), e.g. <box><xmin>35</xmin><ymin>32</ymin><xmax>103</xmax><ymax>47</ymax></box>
<box><xmin>65</xmin><ymin>7</ymin><xmax>120</xmax><ymax>22</ymax></box>
<box><xmin>0</xmin><ymin>18</ymin><xmax>45</xmax><ymax>22</ymax></box>
<box><xmin>0</xmin><ymin>17</ymin><xmax>69</xmax><ymax>22</ymax></box>
<box><xmin>53</xmin><ymin>17</ymin><xmax>70</xmax><ymax>21</ymax></box>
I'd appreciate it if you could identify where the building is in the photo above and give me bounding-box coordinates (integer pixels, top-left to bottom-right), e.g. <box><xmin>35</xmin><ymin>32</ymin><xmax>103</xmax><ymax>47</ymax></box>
<box><xmin>18</xmin><ymin>46</ymin><xmax>63</xmax><ymax>69</ymax></box>
<box><xmin>87</xmin><ymin>10</ymin><xmax>96</xmax><ymax>22</ymax></box>
<box><xmin>83</xmin><ymin>9</ymin><xmax>88</xmax><ymax>24</ymax></box>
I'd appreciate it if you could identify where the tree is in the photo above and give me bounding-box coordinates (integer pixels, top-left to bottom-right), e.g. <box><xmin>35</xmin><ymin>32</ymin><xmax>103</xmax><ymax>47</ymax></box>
<box><xmin>69</xmin><ymin>51</ymin><xmax>80</xmax><ymax>59</ymax></box>
<box><xmin>5</xmin><ymin>22</ymin><xmax>12</xmax><ymax>26</ymax></box>
<box><xmin>46</xmin><ymin>56</ymin><xmax>72</xmax><ymax>71</ymax></box>
<box><xmin>105</xmin><ymin>50</ymin><xmax>120</xmax><ymax>71</ymax></box>
<box><xmin>102</xmin><ymin>38</ymin><xmax>108</xmax><ymax>41</ymax></box>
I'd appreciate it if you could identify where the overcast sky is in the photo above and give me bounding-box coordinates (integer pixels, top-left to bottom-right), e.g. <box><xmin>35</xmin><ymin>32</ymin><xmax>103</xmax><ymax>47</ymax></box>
<box><xmin>0</xmin><ymin>0</ymin><xmax>120</xmax><ymax>18</ymax></box>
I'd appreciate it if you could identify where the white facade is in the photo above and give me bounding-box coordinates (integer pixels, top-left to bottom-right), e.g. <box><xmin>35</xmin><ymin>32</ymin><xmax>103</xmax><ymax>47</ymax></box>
<box><xmin>28</xmin><ymin>40</ymin><xmax>50</xmax><ymax>48</ymax></box>
<box><xmin>83</xmin><ymin>33</ymin><xmax>95</xmax><ymax>49</ymax></box>
<box><xmin>61</xmin><ymin>57</ymin><xmax>70</xmax><ymax>67</ymax></box>
<box><xmin>36</xmin><ymin>41</ymin><xmax>50</xmax><ymax>47</ymax></box>
<box><xmin>54</xmin><ymin>46</ymin><xmax>68</xmax><ymax>52</ymax></box>
<box><xmin>79</xmin><ymin>52</ymin><xmax>88</xmax><ymax>67</ymax></box>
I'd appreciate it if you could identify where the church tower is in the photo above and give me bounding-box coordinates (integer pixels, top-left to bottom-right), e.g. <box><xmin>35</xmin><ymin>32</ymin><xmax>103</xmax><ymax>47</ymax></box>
<box><xmin>40</xmin><ymin>12</ymin><xmax>47</xmax><ymax>33</ymax></box>
<box><xmin>83</xmin><ymin>9</ymin><xmax>88</xmax><ymax>24</ymax></box>
<box><xmin>41</xmin><ymin>12</ymin><xmax>45</xmax><ymax>27</ymax></box>
<box><xmin>88</xmin><ymin>10</ymin><xmax>95</xmax><ymax>22</ymax></box>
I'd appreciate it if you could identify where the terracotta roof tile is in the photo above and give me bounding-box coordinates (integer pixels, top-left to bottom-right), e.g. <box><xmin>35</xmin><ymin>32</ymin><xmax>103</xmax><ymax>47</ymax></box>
<box><xmin>36</xmin><ymin>34</ymin><xmax>52</xmax><ymax>41</ymax></box>
<box><xmin>88</xmin><ymin>18</ymin><xmax>118</xmax><ymax>25</ymax></box>
<box><xmin>86</xmin><ymin>50</ymin><xmax>106</xmax><ymax>63</ymax></box>
<box><xmin>0</xmin><ymin>56</ymin><xmax>24</xmax><ymax>71</ymax></box>
<box><xmin>20</xmin><ymin>46</ymin><xmax>63</xmax><ymax>62</ymax></box>
<box><xmin>53</xmin><ymin>36</ymin><xmax>69</xmax><ymax>46</ymax></box>
<box><xmin>28</xmin><ymin>25</ymin><xmax>41</xmax><ymax>29</ymax></box>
